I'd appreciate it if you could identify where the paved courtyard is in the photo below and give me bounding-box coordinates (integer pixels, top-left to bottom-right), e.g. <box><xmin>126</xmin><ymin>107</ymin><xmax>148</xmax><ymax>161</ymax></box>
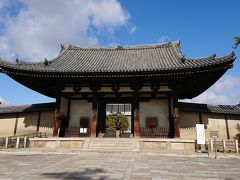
<box><xmin>0</xmin><ymin>151</ymin><xmax>239</xmax><ymax>179</ymax></box>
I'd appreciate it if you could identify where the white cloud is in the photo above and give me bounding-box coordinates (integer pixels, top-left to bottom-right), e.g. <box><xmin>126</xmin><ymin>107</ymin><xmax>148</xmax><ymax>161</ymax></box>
<box><xmin>181</xmin><ymin>75</ymin><xmax>240</xmax><ymax>105</ymax></box>
<box><xmin>0</xmin><ymin>0</ymin><xmax>5</xmax><ymax>9</ymax></box>
<box><xmin>0</xmin><ymin>0</ymin><xmax>131</xmax><ymax>61</ymax></box>
<box><xmin>157</xmin><ymin>35</ymin><xmax>171</xmax><ymax>43</ymax></box>
<box><xmin>0</xmin><ymin>36</ymin><xmax>14</xmax><ymax>59</ymax></box>
<box><xmin>0</xmin><ymin>97</ymin><xmax>9</xmax><ymax>105</ymax></box>
<box><xmin>129</xmin><ymin>25</ymin><xmax>136</xmax><ymax>34</ymax></box>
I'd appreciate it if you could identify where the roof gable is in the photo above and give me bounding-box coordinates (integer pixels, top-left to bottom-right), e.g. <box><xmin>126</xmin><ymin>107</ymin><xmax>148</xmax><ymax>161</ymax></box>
<box><xmin>0</xmin><ymin>41</ymin><xmax>235</xmax><ymax>74</ymax></box>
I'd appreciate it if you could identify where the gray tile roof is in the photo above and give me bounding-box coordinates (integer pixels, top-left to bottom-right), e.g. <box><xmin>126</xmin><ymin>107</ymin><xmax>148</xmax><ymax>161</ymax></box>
<box><xmin>0</xmin><ymin>103</ymin><xmax>55</xmax><ymax>114</ymax></box>
<box><xmin>0</xmin><ymin>41</ymin><xmax>235</xmax><ymax>74</ymax></box>
<box><xmin>207</xmin><ymin>105</ymin><xmax>240</xmax><ymax>115</ymax></box>
<box><xmin>0</xmin><ymin>102</ymin><xmax>239</xmax><ymax>115</ymax></box>
<box><xmin>179</xmin><ymin>102</ymin><xmax>240</xmax><ymax>115</ymax></box>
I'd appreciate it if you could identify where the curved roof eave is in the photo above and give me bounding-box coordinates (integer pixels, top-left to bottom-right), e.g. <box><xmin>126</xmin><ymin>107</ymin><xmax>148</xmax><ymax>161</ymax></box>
<box><xmin>0</xmin><ymin>52</ymin><xmax>235</xmax><ymax>75</ymax></box>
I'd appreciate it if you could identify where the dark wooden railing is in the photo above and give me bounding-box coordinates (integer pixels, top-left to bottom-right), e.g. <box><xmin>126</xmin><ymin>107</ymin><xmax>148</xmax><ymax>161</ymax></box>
<box><xmin>0</xmin><ymin>132</ymin><xmax>47</xmax><ymax>149</ymax></box>
<box><xmin>140</xmin><ymin>127</ymin><xmax>169</xmax><ymax>138</ymax></box>
<box><xmin>21</xmin><ymin>132</ymin><xmax>47</xmax><ymax>138</ymax></box>
<box><xmin>65</xmin><ymin>127</ymin><xmax>91</xmax><ymax>137</ymax></box>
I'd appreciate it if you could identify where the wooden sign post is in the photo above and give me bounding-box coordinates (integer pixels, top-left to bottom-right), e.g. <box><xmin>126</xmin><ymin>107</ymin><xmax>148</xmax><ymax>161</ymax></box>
<box><xmin>210</xmin><ymin>131</ymin><xmax>219</xmax><ymax>159</ymax></box>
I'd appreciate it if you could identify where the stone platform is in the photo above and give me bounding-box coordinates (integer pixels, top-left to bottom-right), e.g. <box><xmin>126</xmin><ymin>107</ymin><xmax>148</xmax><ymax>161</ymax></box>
<box><xmin>0</xmin><ymin>151</ymin><xmax>240</xmax><ymax>179</ymax></box>
<box><xmin>29</xmin><ymin>138</ymin><xmax>196</xmax><ymax>152</ymax></box>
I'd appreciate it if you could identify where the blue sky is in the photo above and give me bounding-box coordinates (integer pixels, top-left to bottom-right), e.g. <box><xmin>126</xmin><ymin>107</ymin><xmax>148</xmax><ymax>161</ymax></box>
<box><xmin>0</xmin><ymin>0</ymin><xmax>239</xmax><ymax>105</ymax></box>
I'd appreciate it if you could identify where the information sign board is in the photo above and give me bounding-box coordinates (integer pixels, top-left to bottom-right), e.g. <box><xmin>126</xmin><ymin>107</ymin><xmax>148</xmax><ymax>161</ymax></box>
<box><xmin>196</xmin><ymin>124</ymin><xmax>205</xmax><ymax>144</ymax></box>
<box><xmin>210</xmin><ymin>131</ymin><xmax>218</xmax><ymax>139</ymax></box>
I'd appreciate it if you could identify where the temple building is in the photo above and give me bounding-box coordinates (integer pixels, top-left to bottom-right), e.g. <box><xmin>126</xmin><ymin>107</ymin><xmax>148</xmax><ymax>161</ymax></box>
<box><xmin>0</xmin><ymin>41</ymin><xmax>237</xmax><ymax>139</ymax></box>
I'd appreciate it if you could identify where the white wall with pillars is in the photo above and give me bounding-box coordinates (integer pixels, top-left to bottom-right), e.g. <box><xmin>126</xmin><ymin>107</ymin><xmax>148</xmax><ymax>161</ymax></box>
<box><xmin>69</xmin><ymin>100</ymin><xmax>93</xmax><ymax>127</ymax></box>
<box><xmin>139</xmin><ymin>99</ymin><xmax>169</xmax><ymax>128</ymax></box>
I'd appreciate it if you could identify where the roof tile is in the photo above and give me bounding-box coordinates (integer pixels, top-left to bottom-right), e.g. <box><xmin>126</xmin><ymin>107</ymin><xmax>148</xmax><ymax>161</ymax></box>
<box><xmin>0</xmin><ymin>41</ymin><xmax>235</xmax><ymax>74</ymax></box>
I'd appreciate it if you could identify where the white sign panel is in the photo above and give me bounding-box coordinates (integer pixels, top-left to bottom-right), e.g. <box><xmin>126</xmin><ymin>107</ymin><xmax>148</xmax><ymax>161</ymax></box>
<box><xmin>196</xmin><ymin>124</ymin><xmax>205</xmax><ymax>145</ymax></box>
<box><xmin>80</xmin><ymin>128</ymin><xmax>87</xmax><ymax>133</ymax></box>
<box><xmin>210</xmin><ymin>131</ymin><xmax>218</xmax><ymax>139</ymax></box>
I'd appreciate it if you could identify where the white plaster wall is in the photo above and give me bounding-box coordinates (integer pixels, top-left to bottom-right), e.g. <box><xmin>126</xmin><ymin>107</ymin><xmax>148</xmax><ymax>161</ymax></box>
<box><xmin>60</xmin><ymin>96</ymin><xmax>68</xmax><ymax>116</ymax></box>
<box><xmin>0</xmin><ymin>114</ymin><xmax>16</xmax><ymax>137</ymax></box>
<box><xmin>228</xmin><ymin>120</ymin><xmax>240</xmax><ymax>139</ymax></box>
<box><xmin>69</xmin><ymin>100</ymin><xmax>93</xmax><ymax>127</ymax></box>
<box><xmin>207</xmin><ymin>115</ymin><xmax>227</xmax><ymax>139</ymax></box>
<box><xmin>180</xmin><ymin>112</ymin><xmax>199</xmax><ymax>128</ymax></box>
<box><xmin>180</xmin><ymin>111</ymin><xmax>199</xmax><ymax>139</ymax></box>
<box><xmin>139</xmin><ymin>99</ymin><xmax>169</xmax><ymax>128</ymax></box>
<box><xmin>39</xmin><ymin>111</ymin><xmax>54</xmax><ymax>137</ymax></box>
<box><xmin>202</xmin><ymin>113</ymin><xmax>240</xmax><ymax>139</ymax></box>
<box><xmin>16</xmin><ymin>113</ymin><xmax>38</xmax><ymax>135</ymax></box>
<box><xmin>0</xmin><ymin>111</ymin><xmax>54</xmax><ymax>137</ymax></box>
<box><xmin>179</xmin><ymin>112</ymin><xmax>240</xmax><ymax>140</ymax></box>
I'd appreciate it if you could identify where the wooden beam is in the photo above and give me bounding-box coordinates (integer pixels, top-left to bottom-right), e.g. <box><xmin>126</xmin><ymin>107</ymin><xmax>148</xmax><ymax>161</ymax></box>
<box><xmin>134</xmin><ymin>107</ymin><xmax>140</xmax><ymax>137</ymax></box>
<box><xmin>53</xmin><ymin>96</ymin><xmax>61</xmax><ymax>137</ymax></box>
<box><xmin>14</xmin><ymin>113</ymin><xmax>19</xmax><ymax>136</ymax></box>
<box><xmin>173</xmin><ymin>107</ymin><xmax>180</xmax><ymax>138</ymax></box>
<box><xmin>36</xmin><ymin>111</ymin><xmax>41</xmax><ymax>132</ymax></box>
<box><xmin>173</xmin><ymin>93</ymin><xmax>180</xmax><ymax>138</ymax></box>
<box><xmin>66</xmin><ymin>98</ymin><xmax>71</xmax><ymax>128</ymax></box>
<box><xmin>168</xmin><ymin>95</ymin><xmax>174</xmax><ymax>138</ymax></box>
<box><xmin>225</xmin><ymin>114</ymin><xmax>230</xmax><ymax>140</ymax></box>
<box><xmin>133</xmin><ymin>93</ymin><xmax>140</xmax><ymax>137</ymax></box>
<box><xmin>198</xmin><ymin>112</ymin><xmax>203</xmax><ymax>124</ymax></box>
<box><xmin>53</xmin><ymin>109</ymin><xmax>59</xmax><ymax>136</ymax></box>
<box><xmin>91</xmin><ymin>95</ymin><xmax>98</xmax><ymax>137</ymax></box>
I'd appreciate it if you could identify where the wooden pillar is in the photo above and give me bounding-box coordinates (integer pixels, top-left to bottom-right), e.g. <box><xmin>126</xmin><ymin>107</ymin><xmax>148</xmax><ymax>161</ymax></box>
<box><xmin>36</xmin><ymin>111</ymin><xmax>41</xmax><ymax>132</ymax></box>
<box><xmin>97</xmin><ymin>102</ymin><xmax>106</xmax><ymax>134</ymax></box>
<box><xmin>66</xmin><ymin>98</ymin><xmax>71</xmax><ymax>128</ymax></box>
<box><xmin>91</xmin><ymin>95</ymin><xmax>98</xmax><ymax>137</ymax></box>
<box><xmin>173</xmin><ymin>94</ymin><xmax>180</xmax><ymax>138</ymax></box>
<box><xmin>173</xmin><ymin>107</ymin><xmax>180</xmax><ymax>138</ymax></box>
<box><xmin>14</xmin><ymin>113</ymin><xmax>19</xmax><ymax>136</ymax></box>
<box><xmin>53</xmin><ymin>96</ymin><xmax>60</xmax><ymax>137</ymax></box>
<box><xmin>198</xmin><ymin>112</ymin><xmax>203</xmax><ymax>124</ymax></box>
<box><xmin>225</xmin><ymin>114</ymin><xmax>230</xmax><ymax>140</ymax></box>
<box><xmin>133</xmin><ymin>93</ymin><xmax>140</xmax><ymax>138</ymax></box>
<box><xmin>53</xmin><ymin>109</ymin><xmax>60</xmax><ymax>136</ymax></box>
<box><xmin>168</xmin><ymin>95</ymin><xmax>174</xmax><ymax>138</ymax></box>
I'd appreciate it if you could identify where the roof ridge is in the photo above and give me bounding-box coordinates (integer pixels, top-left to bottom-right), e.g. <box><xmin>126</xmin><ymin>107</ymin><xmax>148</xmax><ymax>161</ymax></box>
<box><xmin>0</xmin><ymin>102</ymin><xmax>55</xmax><ymax>108</ymax></box>
<box><xmin>179</xmin><ymin>101</ymin><xmax>240</xmax><ymax>107</ymax></box>
<box><xmin>63</xmin><ymin>41</ymin><xmax>180</xmax><ymax>50</ymax></box>
<box><xmin>208</xmin><ymin>104</ymin><xmax>240</xmax><ymax>108</ymax></box>
<box><xmin>0</xmin><ymin>104</ymin><xmax>31</xmax><ymax>108</ymax></box>
<box><xmin>186</xmin><ymin>51</ymin><xmax>235</xmax><ymax>61</ymax></box>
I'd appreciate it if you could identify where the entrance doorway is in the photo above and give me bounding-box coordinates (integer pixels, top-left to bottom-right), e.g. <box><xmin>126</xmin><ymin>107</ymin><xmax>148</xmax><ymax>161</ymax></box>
<box><xmin>97</xmin><ymin>103</ymin><xmax>133</xmax><ymax>137</ymax></box>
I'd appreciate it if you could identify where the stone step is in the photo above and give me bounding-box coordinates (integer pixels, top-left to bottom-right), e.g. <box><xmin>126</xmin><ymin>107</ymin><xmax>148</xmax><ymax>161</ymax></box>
<box><xmin>90</xmin><ymin>138</ymin><xmax>135</xmax><ymax>142</ymax></box>
<box><xmin>89</xmin><ymin>143</ymin><xmax>134</xmax><ymax>146</ymax></box>
<box><xmin>90</xmin><ymin>144</ymin><xmax>133</xmax><ymax>147</ymax></box>
<box><xmin>89</xmin><ymin>140</ymin><xmax>134</xmax><ymax>144</ymax></box>
<box><xmin>89</xmin><ymin>143</ymin><xmax>133</xmax><ymax>145</ymax></box>
<box><xmin>89</xmin><ymin>144</ymin><xmax>133</xmax><ymax>148</ymax></box>
<box><xmin>88</xmin><ymin>138</ymin><xmax>137</xmax><ymax>151</ymax></box>
<box><xmin>80</xmin><ymin>148</ymin><xmax>138</xmax><ymax>152</ymax></box>
<box><xmin>89</xmin><ymin>142</ymin><xmax>133</xmax><ymax>145</ymax></box>
<box><xmin>89</xmin><ymin>146</ymin><xmax>133</xmax><ymax>150</ymax></box>
<box><xmin>90</xmin><ymin>139</ymin><xmax>133</xmax><ymax>142</ymax></box>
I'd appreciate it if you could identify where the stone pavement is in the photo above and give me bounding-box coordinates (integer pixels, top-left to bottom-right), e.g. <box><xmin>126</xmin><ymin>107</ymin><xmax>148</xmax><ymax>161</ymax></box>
<box><xmin>0</xmin><ymin>151</ymin><xmax>240</xmax><ymax>179</ymax></box>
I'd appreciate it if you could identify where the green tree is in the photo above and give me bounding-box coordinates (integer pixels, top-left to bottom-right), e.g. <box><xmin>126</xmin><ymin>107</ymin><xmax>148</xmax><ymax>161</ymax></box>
<box><xmin>233</xmin><ymin>36</ymin><xmax>240</xmax><ymax>49</ymax></box>
<box><xmin>106</xmin><ymin>113</ymin><xmax>129</xmax><ymax>132</ymax></box>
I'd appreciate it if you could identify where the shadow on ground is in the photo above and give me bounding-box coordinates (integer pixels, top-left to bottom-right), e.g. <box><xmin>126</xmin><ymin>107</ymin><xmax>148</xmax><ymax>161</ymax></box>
<box><xmin>41</xmin><ymin>168</ymin><xmax>108</xmax><ymax>180</ymax></box>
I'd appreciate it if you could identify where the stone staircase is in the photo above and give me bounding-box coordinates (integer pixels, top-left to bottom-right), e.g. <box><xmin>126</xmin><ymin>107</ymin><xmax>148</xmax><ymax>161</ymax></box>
<box><xmin>88</xmin><ymin>138</ymin><xmax>139</xmax><ymax>151</ymax></box>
